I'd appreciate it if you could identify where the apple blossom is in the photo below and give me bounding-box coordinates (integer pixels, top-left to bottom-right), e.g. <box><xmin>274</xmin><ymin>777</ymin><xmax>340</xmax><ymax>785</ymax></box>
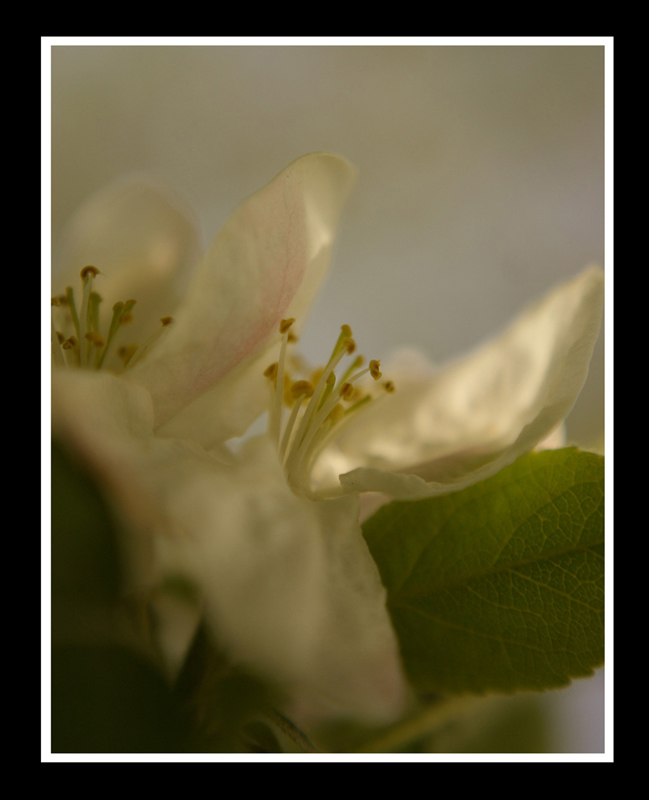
<box><xmin>51</xmin><ymin>153</ymin><xmax>604</xmax><ymax>723</ymax></box>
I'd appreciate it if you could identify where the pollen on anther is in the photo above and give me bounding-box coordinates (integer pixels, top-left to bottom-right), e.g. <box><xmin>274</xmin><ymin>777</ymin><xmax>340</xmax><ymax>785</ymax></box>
<box><xmin>289</xmin><ymin>380</ymin><xmax>314</xmax><ymax>400</ymax></box>
<box><xmin>344</xmin><ymin>339</ymin><xmax>356</xmax><ymax>355</ymax></box>
<box><xmin>369</xmin><ymin>359</ymin><xmax>382</xmax><ymax>380</ymax></box>
<box><xmin>62</xmin><ymin>336</ymin><xmax>77</xmax><ymax>350</ymax></box>
<box><xmin>80</xmin><ymin>266</ymin><xmax>100</xmax><ymax>280</ymax></box>
<box><xmin>160</xmin><ymin>316</ymin><xmax>174</xmax><ymax>326</ymax></box>
<box><xmin>279</xmin><ymin>318</ymin><xmax>296</xmax><ymax>334</ymax></box>
<box><xmin>340</xmin><ymin>382</ymin><xmax>355</xmax><ymax>401</ymax></box>
<box><xmin>84</xmin><ymin>331</ymin><xmax>105</xmax><ymax>347</ymax></box>
<box><xmin>383</xmin><ymin>380</ymin><xmax>396</xmax><ymax>393</ymax></box>
<box><xmin>264</xmin><ymin>362</ymin><xmax>279</xmax><ymax>381</ymax></box>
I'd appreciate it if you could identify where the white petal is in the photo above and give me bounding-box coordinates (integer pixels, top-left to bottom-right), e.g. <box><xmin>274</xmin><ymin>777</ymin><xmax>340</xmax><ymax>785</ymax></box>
<box><xmin>53</xmin><ymin>177</ymin><xmax>201</xmax><ymax>342</ymax></box>
<box><xmin>330</xmin><ymin>266</ymin><xmax>604</xmax><ymax>498</ymax></box>
<box><xmin>52</xmin><ymin>375</ymin><xmax>405</xmax><ymax>721</ymax></box>
<box><xmin>155</xmin><ymin>343</ymin><xmax>279</xmax><ymax>448</ymax></box>
<box><xmin>128</xmin><ymin>153</ymin><xmax>358</xmax><ymax>429</ymax></box>
<box><xmin>154</xmin><ymin>436</ymin><xmax>406</xmax><ymax>722</ymax></box>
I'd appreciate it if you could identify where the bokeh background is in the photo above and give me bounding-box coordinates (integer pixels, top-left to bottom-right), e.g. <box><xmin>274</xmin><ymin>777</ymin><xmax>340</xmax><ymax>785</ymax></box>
<box><xmin>50</xmin><ymin>42</ymin><xmax>606</xmax><ymax>754</ymax></box>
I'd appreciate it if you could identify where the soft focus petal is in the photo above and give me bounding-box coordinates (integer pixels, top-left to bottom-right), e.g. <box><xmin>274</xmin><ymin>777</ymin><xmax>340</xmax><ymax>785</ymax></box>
<box><xmin>154</xmin><ymin>436</ymin><xmax>406</xmax><ymax>722</ymax></box>
<box><xmin>52</xmin><ymin>374</ymin><xmax>404</xmax><ymax>721</ymax></box>
<box><xmin>329</xmin><ymin>266</ymin><xmax>604</xmax><ymax>498</ymax></box>
<box><xmin>129</xmin><ymin>153</ymin><xmax>357</xmax><ymax>429</ymax></box>
<box><xmin>51</xmin><ymin>371</ymin><xmax>161</xmax><ymax>586</ymax></box>
<box><xmin>53</xmin><ymin>177</ymin><xmax>201</xmax><ymax>341</ymax></box>
<box><xmin>155</xmin><ymin>346</ymin><xmax>277</xmax><ymax>447</ymax></box>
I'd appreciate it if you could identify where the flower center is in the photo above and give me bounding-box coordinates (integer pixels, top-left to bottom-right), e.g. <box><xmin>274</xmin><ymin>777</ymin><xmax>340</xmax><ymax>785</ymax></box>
<box><xmin>51</xmin><ymin>266</ymin><xmax>173</xmax><ymax>372</ymax></box>
<box><xmin>264</xmin><ymin>319</ymin><xmax>395</xmax><ymax>497</ymax></box>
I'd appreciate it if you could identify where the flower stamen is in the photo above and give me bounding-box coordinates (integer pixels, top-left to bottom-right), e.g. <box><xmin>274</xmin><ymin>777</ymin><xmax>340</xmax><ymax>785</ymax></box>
<box><xmin>51</xmin><ymin>270</ymin><xmax>171</xmax><ymax>374</ymax></box>
<box><xmin>263</xmin><ymin>321</ymin><xmax>395</xmax><ymax>496</ymax></box>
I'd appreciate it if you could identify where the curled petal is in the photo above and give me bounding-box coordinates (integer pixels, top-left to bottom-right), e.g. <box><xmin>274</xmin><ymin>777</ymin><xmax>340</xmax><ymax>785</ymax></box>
<box><xmin>330</xmin><ymin>266</ymin><xmax>604</xmax><ymax>498</ymax></box>
<box><xmin>53</xmin><ymin>177</ymin><xmax>201</xmax><ymax>342</ymax></box>
<box><xmin>128</xmin><ymin>153</ymin><xmax>358</xmax><ymax>429</ymax></box>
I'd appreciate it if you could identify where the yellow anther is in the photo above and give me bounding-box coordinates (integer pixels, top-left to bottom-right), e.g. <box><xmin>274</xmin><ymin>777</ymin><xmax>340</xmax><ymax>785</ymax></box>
<box><xmin>279</xmin><ymin>318</ymin><xmax>296</xmax><ymax>334</ymax></box>
<box><xmin>383</xmin><ymin>380</ymin><xmax>396</xmax><ymax>393</ymax></box>
<box><xmin>369</xmin><ymin>359</ymin><xmax>382</xmax><ymax>380</ymax></box>
<box><xmin>160</xmin><ymin>316</ymin><xmax>174</xmax><ymax>326</ymax></box>
<box><xmin>344</xmin><ymin>338</ymin><xmax>356</xmax><ymax>355</ymax></box>
<box><xmin>84</xmin><ymin>331</ymin><xmax>105</xmax><ymax>347</ymax></box>
<box><xmin>120</xmin><ymin>313</ymin><xmax>134</xmax><ymax>325</ymax></box>
<box><xmin>80</xmin><ymin>265</ymin><xmax>100</xmax><ymax>280</ymax></box>
<box><xmin>112</xmin><ymin>301</ymin><xmax>124</xmax><ymax>312</ymax></box>
<box><xmin>51</xmin><ymin>297</ymin><xmax>60</xmax><ymax>307</ymax></box>
<box><xmin>62</xmin><ymin>336</ymin><xmax>77</xmax><ymax>350</ymax></box>
<box><xmin>55</xmin><ymin>331</ymin><xmax>65</xmax><ymax>345</ymax></box>
<box><xmin>341</xmin><ymin>324</ymin><xmax>353</xmax><ymax>338</ymax></box>
<box><xmin>339</xmin><ymin>382</ymin><xmax>355</xmax><ymax>401</ymax></box>
<box><xmin>287</xmin><ymin>331</ymin><xmax>298</xmax><ymax>343</ymax></box>
<box><xmin>264</xmin><ymin>362</ymin><xmax>279</xmax><ymax>381</ymax></box>
<box><xmin>289</xmin><ymin>380</ymin><xmax>314</xmax><ymax>400</ymax></box>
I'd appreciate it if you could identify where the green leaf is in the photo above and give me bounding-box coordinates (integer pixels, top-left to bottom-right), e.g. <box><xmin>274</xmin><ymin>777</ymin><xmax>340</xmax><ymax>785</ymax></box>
<box><xmin>362</xmin><ymin>448</ymin><xmax>604</xmax><ymax>695</ymax></box>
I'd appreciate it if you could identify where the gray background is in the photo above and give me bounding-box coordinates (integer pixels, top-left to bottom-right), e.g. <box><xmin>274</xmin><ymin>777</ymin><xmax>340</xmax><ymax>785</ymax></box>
<box><xmin>51</xmin><ymin>43</ymin><xmax>606</xmax><ymax>752</ymax></box>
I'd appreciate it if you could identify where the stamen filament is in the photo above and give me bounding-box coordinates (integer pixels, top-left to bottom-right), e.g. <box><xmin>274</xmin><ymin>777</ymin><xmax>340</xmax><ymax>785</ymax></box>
<box><xmin>287</xmin><ymin>379</ymin><xmax>351</xmax><ymax>480</ymax></box>
<box><xmin>302</xmin><ymin>395</ymin><xmax>379</xmax><ymax>481</ymax></box>
<box><xmin>316</xmin><ymin>372</ymin><xmax>336</xmax><ymax>411</ymax></box>
<box><xmin>79</xmin><ymin>268</ymin><xmax>98</xmax><ymax>366</ymax></box>
<box><xmin>336</xmin><ymin>355</ymin><xmax>364</xmax><ymax>389</ymax></box>
<box><xmin>342</xmin><ymin>366</ymin><xmax>372</xmax><ymax>386</ymax></box>
<box><xmin>88</xmin><ymin>291</ymin><xmax>102</xmax><ymax>334</ymax></box>
<box><xmin>96</xmin><ymin>302</ymin><xmax>124</xmax><ymax>370</ymax></box>
<box><xmin>65</xmin><ymin>287</ymin><xmax>80</xmax><ymax>342</ymax></box>
<box><xmin>127</xmin><ymin>316</ymin><xmax>173</xmax><ymax>369</ymax></box>
<box><xmin>279</xmin><ymin>393</ymin><xmax>308</xmax><ymax>463</ymax></box>
<box><xmin>261</xmin><ymin>319</ymin><xmax>395</xmax><ymax>497</ymax></box>
<box><xmin>284</xmin><ymin>342</ymin><xmax>349</xmax><ymax>475</ymax></box>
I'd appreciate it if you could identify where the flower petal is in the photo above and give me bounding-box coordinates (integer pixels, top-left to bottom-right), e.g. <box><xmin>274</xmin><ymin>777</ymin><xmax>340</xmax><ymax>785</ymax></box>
<box><xmin>330</xmin><ymin>266</ymin><xmax>604</xmax><ymax>498</ymax></box>
<box><xmin>52</xmin><ymin>373</ymin><xmax>405</xmax><ymax>721</ymax></box>
<box><xmin>154</xmin><ymin>436</ymin><xmax>406</xmax><ymax>722</ymax></box>
<box><xmin>53</xmin><ymin>177</ymin><xmax>201</xmax><ymax>342</ymax></box>
<box><xmin>128</xmin><ymin>153</ymin><xmax>358</xmax><ymax>429</ymax></box>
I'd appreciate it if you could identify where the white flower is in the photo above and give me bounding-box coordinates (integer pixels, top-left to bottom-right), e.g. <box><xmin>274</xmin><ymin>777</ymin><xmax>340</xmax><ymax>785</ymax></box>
<box><xmin>51</xmin><ymin>153</ymin><xmax>604</xmax><ymax>722</ymax></box>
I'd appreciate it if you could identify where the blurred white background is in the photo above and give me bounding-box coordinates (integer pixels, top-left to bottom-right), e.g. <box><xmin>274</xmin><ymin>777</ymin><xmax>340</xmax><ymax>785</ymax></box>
<box><xmin>49</xmin><ymin>41</ymin><xmax>607</xmax><ymax>753</ymax></box>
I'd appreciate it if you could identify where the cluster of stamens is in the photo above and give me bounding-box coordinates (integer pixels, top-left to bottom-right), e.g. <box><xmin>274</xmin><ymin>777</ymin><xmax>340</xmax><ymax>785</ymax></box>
<box><xmin>51</xmin><ymin>266</ymin><xmax>173</xmax><ymax>372</ymax></box>
<box><xmin>264</xmin><ymin>319</ymin><xmax>395</xmax><ymax>495</ymax></box>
